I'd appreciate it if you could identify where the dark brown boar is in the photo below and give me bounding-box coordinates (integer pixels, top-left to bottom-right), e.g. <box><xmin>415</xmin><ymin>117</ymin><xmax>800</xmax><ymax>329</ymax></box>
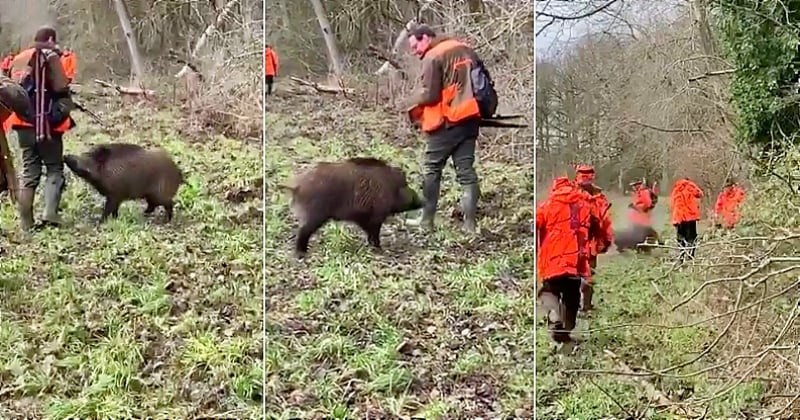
<box><xmin>282</xmin><ymin>157</ymin><xmax>424</xmax><ymax>258</ymax></box>
<box><xmin>614</xmin><ymin>225</ymin><xmax>663</xmax><ymax>254</ymax></box>
<box><xmin>64</xmin><ymin>142</ymin><xmax>184</xmax><ymax>222</ymax></box>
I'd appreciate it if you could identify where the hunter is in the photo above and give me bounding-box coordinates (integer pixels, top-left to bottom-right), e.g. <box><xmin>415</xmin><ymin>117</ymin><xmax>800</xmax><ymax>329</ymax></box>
<box><xmin>5</xmin><ymin>26</ymin><xmax>77</xmax><ymax>231</ymax></box>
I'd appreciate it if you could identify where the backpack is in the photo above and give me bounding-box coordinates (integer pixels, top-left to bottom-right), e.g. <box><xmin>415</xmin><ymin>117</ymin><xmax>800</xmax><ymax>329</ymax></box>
<box><xmin>470</xmin><ymin>56</ymin><xmax>498</xmax><ymax>119</ymax></box>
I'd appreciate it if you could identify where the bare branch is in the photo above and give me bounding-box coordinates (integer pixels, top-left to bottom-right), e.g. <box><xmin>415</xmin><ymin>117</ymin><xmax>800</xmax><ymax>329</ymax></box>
<box><xmin>688</xmin><ymin>68</ymin><xmax>737</xmax><ymax>82</ymax></box>
<box><xmin>536</xmin><ymin>0</ymin><xmax>622</xmax><ymax>21</ymax></box>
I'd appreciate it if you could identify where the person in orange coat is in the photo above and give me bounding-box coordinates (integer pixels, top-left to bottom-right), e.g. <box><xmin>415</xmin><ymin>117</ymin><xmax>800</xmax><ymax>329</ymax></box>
<box><xmin>265</xmin><ymin>44</ymin><xmax>278</xmax><ymax>95</ymax></box>
<box><xmin>573</xmin><ymin>165</ymin><xmax>613</xmax><ymax>311</ymax></box>
<box><xmin>1</xmin><ymin>52</ymin><xmax>14</xmax><ymax>76</ymax></box>
<box><xmin>627</xmin><ymin>180</ymin><xmax>654</xmax><ymax>227</ymax></box>
<box><xmin>537</xmin><ymin>176</ymin><xmax>602</xmax><ymax>346</ymax></box>
<box><xmin>670</xmin><ymin>177</ymin><xmax>704</xmax><ymax>261</ymax></box>
<box><xmin>714</xmin><ymin>179</ymin><xmax>745</xmax><ymax>229</ymax></box>
<box><xmin>6</xmin><ymin>26</ymin><xmax>76</xmax><ymax>231</ymax></box>
<box><xmin>59</xmin><ymin>47</ymin><xmax>77</xmax><ymax>83</ymax></box>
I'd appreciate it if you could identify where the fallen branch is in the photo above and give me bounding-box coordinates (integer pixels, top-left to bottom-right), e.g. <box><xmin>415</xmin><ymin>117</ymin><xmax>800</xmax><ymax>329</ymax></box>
<box><xmin>601</xmin><ymin>350</ymin><xmax>699</xmax><ymax>417</ymax></box>
<box><xmin>688</xmin><ymin>69</ymin><xmax>736</xmax><ymax>82</ymax></box>
<box><xmin>94</xmin><ymin>79</ymin><xmax>156</xmax><ymax>96</ymax></box>
<box><xmin>290</xmin><ymin>76</ymin><xmax>355</xmax><ymax>95</ymax></box>
<box><xmin>174</xmin><ymin>0</ymin><xmax>240</xmax><ymax>78</ymax></box>
<box><xmin>626</xmin><ymin>119</ymin><xmax>710</xmax><ymax>134</ymax></box>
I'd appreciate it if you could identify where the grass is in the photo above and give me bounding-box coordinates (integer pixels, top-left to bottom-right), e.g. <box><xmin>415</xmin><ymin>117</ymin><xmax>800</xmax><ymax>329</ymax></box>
<box><xmin>534</xmin><ymin>193</ymin><xmax>766</xmax><ymax>419</ymax></box>
<box><xmin>0</xmin><ymin>103</ymin><xmax>262</xmax><ymax>418</ymax></box>
<box><xmin>265</xmin><ymin>95</ymin><xmax>534</xmax><ymax>418</ymax></box>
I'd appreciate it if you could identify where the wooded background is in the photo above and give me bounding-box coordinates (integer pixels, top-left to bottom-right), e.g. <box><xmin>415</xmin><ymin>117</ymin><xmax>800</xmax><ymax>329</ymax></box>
<box><xmin>0</xmin><ymin>0</ymin><xmax>263</xmax><ymax>137</ymax></box>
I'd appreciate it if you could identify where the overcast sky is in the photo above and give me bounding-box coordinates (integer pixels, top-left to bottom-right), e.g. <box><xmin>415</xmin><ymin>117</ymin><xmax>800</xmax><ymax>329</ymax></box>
<box><xmin>535</xmin><ymin>1</ymin><xmax>609</xmax><ymax>59</ymax></box>
<box><xmin>535</xmin><ymin>1</ymin><xmax>681</xmax><ymax>58</ymax></box>
<box><xmin>535</xmin><ymin>18</ymin><xmax>585</xmax><ymax>58</ymax></box>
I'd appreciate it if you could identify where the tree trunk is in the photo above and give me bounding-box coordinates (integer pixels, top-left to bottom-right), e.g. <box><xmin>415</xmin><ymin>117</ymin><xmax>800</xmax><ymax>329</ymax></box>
<box><xmin>691</xmin><ymin>0</ymin><xmax>716</xmax><ymax>56</ymax></box>
<box><xmin>375</xmin><ymin>20</ymin><xmax>415</xmax><ymax>75</ymax></box>
<box><xmin>175</xmin><ymin>0</ymin><xmax>241</xmax><ymax>78</ymax></box>
<box><xmin>309</xmin><ymin>0</ymin><xmax>344</xmax><ymax>77</ymax></box>
<box><xmin>112</xmin><ymin>0</ymin><xmax>145</xmax><ymax>85</ymax></box>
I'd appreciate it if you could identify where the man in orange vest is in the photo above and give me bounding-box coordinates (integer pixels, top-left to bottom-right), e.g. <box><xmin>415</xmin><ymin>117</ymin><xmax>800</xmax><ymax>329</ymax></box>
<box><xmin>1</xmin><ymin>52</ymin><xmax>14</xmax><ymax>77</ymax></box>
<box><xmin>59</xmin><ymin>47</ymin><xmax>77</xmax><ymax>83</ymax></box>
<box><xmin>403</xmin><ymin>25</ymin><xmax>483</xmax><ymax>233</ymax></box>
<box><xmin>573</xmin><ymin>165</ymin><xmax>613</xmax><ymax>311</ymax></box>
<box><xmin>265</xmin><ymin>44</ymin><xmax>278</xmax><ymax>96</ymax></box>
<box><xmin>6</xmin><ymin>26</ymin><xmax>76</xmax><ymax>231</ymax></box>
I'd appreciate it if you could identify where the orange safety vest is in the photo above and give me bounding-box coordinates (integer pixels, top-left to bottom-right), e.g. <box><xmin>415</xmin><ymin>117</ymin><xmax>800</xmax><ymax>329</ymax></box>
<box><xmin>0</xmin><ymin>55</ymin><xmax>13</xmax><ymax>73</ymax></box>
<box><xmin>265</xmin><ymin>47</ymin><xmax>278</xmax><ymax>76</ymax></box>
<box><xmin>61</xmin><ymin>50</ymin><xmax>76</xmax><ymax>82</ymax></box>
<box><xmin>3</xmin><ymin>47</ymin><xmax>74</xmax><ymax>134</ymax></box>
<box><xmin>411</xmin><ymin>39</ymin><xmax>481</xmax><ymax>133</ymax></box>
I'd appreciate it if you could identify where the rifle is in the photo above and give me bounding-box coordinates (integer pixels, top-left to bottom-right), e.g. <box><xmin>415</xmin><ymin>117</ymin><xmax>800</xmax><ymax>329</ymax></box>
<box><xmin>0</xmin><ymin>77</ymin><xmax>25</xmax><ymax>203</ymax></box>
<box><xmin>69</xmin><ymin>92</ymin><xmax>113</xmax><ymax>132</ymax></box>
<box><xmin>73</xmin><ymin>100</ymin><xmax>103</xmax><ymax>125</ymax></box>
<box><xmin>479</xmin><ymin>114</ymin><xmax>528</xmax><ymax>128</ymax></box>
<box><xmin>0</xmin><ymin>112</ymin><xmax>19</xmax><ymax>203</ymax></box>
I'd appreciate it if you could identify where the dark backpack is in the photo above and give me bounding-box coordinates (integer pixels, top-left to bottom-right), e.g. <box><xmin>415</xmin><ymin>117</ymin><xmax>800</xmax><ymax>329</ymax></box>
<box><xmin>470</xmin><ymin>57</ymin><xmax>498</xmax><ymax>119</ymax></box>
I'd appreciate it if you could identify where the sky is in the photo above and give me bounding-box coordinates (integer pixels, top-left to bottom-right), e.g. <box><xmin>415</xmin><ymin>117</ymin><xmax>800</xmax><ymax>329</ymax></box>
<box><xmin>534</xmin><ymin>0</ymin><xmax>610</xmax><ymax>59</ymax></box>
<box><xmin>535</xmin><ymin>18</ymin><xmax>584</xmax><ymax>58</ymax></box>
<box><xmin>535</xmin><ymin>1</ymin><xmax>681</xmax><ymax>58</ymax></box>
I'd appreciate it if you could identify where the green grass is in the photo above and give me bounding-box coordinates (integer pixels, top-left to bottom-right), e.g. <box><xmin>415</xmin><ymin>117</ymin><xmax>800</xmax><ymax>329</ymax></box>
<box><xmin>0</xmin><ymin>105</ymin><xmax>262</xmax><ymax>418</ymax></box>
<box><xmin>534</xmin><ymin>194</ymin><xmax>766</xmax><ymax>418</ymax></box>
<box><xmin>265</xmin><ymin>96</ymin><xmax>534</xmax><ymax>418</ymax></box>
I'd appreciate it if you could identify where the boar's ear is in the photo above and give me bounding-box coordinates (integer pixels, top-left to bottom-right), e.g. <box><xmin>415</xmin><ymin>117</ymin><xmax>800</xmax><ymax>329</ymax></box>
<box><xmin>90</xmin><ymin>145</ymin><xmax>112</xmax><ymax>165</ymax></box>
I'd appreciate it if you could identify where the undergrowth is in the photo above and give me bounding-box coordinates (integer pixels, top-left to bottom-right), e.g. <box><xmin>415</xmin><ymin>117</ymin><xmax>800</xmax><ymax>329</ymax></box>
<box><xmin>265</xmin><ymin>93</ymin><xmax>534</xmax><ymax>419</ymax></box>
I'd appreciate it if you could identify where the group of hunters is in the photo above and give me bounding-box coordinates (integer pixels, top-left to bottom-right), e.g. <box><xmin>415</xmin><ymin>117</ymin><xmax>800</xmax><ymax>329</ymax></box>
<box><xmin>536</xmin><ymin>165</ymin><xmax>746</xmax><ymax>348</ymax></box>
<box><xmin>0</xmin><ymin>26</ymin><xmax>77</xmax><ymax>233</ymax></box>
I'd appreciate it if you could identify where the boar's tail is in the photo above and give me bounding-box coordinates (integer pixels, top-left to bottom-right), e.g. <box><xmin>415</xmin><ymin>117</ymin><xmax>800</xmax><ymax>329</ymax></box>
<box><xmin>276</xmin><ymin>184</ymin><xmax>296</xmax><ymax>193</ymax></box>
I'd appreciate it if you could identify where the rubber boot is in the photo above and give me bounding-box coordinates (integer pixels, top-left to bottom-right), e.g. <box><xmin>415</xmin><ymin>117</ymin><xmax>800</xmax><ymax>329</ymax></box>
<box><xmin>539</xmin><ymin>290</ymin><xmax>568</xmax><ymax>343</ymax></box>
<box><xmin>16</xmin><ymin>187</ymin><xmax>35</xmax><ymax>232</ymax></box>
<box><xmin>538</xmin><ymin>289</ymin><xmax>561</xmax><ymax>325</ymax></box>
<box><xmin>580</xmin><ymin>279</ymin><xmax>594</xmax><ymax>312</ymax></box>
<box><xmin>461</xmin><ymin>183</ymin><xmax>479</xmax><ymax>233</ymax></box>
<box><xmin>407</xmin><ymin>174</ymin><xmax>440</xmax><ymax>231</ymax></box>
<box><xmin>39</xmin><ymin>174</ymin><xmax>64</xmax><ymax>227</ymax></box>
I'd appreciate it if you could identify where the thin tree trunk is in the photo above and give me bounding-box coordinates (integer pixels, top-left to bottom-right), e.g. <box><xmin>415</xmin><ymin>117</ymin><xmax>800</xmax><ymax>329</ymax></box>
<box><xmin>112</xmin><ymin>0</ymin><xmax>145</xmax><ymax>85</ymax></box>
<box><xmin>175</xmin><ymin>0</ymin><xmax>241</xmax><ymax>78</ymax></box>
<box><xmin>691</xmin><ymin>0</ymin><xmax>716</xmax><ymax>56</ymax></box>
<box><xmin>375</xmin><ymin>20</ymin><xmax>415</xmax><ymax>75</ymax></box>
<box><xmin>309</xmin><ymin>0</ymin><xmax>344</xmax><ymax>77</ymax></box>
